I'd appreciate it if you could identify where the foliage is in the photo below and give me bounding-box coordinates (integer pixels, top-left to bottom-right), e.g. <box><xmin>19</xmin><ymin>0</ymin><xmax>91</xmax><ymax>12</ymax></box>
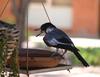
<box><xmin>0</xmin><ymin>29</ymin><xmax>8</xmax><ymax>76</ymax></box>
<box><xmin>0</xmin><ymin>24</ymin><xmax>19</xmax><ymax>77</ymax></box>
<box><xmin>70</xmin><ymin>47</ymin><xmax>100</xmax><ymax>66</ymax></box>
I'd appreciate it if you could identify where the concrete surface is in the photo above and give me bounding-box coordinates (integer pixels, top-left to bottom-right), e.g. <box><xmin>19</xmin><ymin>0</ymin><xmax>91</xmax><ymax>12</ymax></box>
<box><xmin>20</xmin><ymin>66</ymin><xmax>100</xmax><ymax>77</ymax></box>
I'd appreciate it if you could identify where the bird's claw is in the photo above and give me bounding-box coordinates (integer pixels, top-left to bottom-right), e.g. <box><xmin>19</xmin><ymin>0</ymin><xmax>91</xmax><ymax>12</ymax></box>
<box><xmin>67</xmin><ymin>69</ymin><xmax>70</xmax><ymax>73</ymax></box>
<box><xmin>50</xmin><ymin>52</ymin><xmax>64</xmax><ymax>59</ymax></box>
<box><xmin>50</xmin><ymin>52</ymin><xmax>56</xmax><ymax>57</ymax></box>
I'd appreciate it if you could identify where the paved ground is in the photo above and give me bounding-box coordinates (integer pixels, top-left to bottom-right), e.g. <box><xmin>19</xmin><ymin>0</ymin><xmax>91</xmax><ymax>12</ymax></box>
<box><xmin>20</xmin><ymin>66</ymin><xmax>100</xmax><ymax>77</ymax></box>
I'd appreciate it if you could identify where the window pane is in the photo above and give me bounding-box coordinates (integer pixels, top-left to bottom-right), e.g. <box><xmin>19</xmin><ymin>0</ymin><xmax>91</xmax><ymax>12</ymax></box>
<box><xmin>31</xmin><ymin>0</ymin><xmax>46</xmax><ymax>3</ymax></box>
<box><xmin>52</xmin><ymin>0</ymin><xmax>72</xmax><ymax>6</ymax></box>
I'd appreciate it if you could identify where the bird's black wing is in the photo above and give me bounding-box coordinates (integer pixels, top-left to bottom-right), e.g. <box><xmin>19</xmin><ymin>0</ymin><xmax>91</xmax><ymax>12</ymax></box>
<box><xmin>43</xmin><ymin>28</ymin><xmax>74</xmax><ymax>47</ymax></box>
<box><xmin>52</xmin><ymin>28</ymin><xmax>74</xmax><ymax>44</ymax></box>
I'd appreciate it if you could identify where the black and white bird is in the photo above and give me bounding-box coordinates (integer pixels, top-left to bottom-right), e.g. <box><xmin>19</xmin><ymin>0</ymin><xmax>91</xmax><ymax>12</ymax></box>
<box><xmin>35</xmin><ymin>22</ymin><xmax>89</xmax><ymax>67</ymax></box>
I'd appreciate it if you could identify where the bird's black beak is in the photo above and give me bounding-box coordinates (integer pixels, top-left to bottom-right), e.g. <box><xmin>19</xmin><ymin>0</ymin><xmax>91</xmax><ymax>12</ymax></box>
<box><xmin>36</xmin><ymin>31</ymin><xmax>43</xmax><ymax>37</ymax></box>
<box><xmin>34</xmin><ymin>28</ymin><xmax>43</xmax><ymax>37</ymax></box>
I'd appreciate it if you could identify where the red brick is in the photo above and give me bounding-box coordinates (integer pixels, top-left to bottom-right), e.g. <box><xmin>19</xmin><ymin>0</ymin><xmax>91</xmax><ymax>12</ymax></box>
<box><xmin>71</xmin><ymin>0</ymin><xmax>99</xmax><ymax>38</ymax></box>
<box><xmin>0</xmin><ymin>0</ymin><xmax>15</xmax><ymax>21</ymax></box>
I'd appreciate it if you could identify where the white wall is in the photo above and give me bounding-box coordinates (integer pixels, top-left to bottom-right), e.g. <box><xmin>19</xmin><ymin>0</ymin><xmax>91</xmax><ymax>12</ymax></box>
<box><xmin>28</xmin><ymin>3</ymin><xmax>73</xmax><ymax>29</ymax></box>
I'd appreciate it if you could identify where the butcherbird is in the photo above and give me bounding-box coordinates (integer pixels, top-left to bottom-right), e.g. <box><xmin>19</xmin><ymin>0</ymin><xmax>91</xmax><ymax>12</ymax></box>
<box><xmin>35</xmin><ymin>22</ymin><xmax>89</xmax><ymax>67</ymax></box>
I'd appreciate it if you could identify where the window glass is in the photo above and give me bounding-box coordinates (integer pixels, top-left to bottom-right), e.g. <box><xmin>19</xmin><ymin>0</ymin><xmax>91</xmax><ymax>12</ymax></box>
<box><xmin>31</xmin><ymin>0</ymin><xmax>46</xmax><ymax>3</ymax></box>
<box><xmin>52</xmin><ymin>0</ymin><xmax>72</xmax><ymax>6</ymax></box>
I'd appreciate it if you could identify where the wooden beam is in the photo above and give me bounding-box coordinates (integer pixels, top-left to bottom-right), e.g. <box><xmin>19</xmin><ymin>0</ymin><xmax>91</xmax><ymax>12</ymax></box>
<box><xmin>12</xmin><ymin>0</ymin><xmax>30</xmax><ymax>47</ymax></box>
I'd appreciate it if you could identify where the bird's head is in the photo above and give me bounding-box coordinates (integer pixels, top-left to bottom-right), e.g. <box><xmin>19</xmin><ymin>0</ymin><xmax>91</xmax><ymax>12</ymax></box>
<box><xmin>34</xmin><ymin>22</ymin><xmax>56</xmax><ymax>37</ymax></box>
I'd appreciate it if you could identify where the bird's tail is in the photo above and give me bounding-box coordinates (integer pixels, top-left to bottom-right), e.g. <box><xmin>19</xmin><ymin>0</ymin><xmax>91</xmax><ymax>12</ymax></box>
<box><xmin>57</xmin><ymin>44</ymin><xmax>89</xmax><ymax>67</ymax></box>
<box><xmin>71</xmin><ymin>47</ymin><xmax>89</xmax><ymax>67</ymax></box>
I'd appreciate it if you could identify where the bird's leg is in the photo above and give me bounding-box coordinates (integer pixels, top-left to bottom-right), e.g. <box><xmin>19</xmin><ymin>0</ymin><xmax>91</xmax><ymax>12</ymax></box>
<box><xmin>51</xmin><ymin>48</ymin><xmax>59</xmax><ymax>57</ymax></box>
<box><xmin>61</xmin><ymin>49</ymin><xmax>67</xmax><ymax>57</ymax></box>
<box><xmin>59</xmin><ymin>49</ymin><xmax>65</xmax><ymax>59</ymax></box>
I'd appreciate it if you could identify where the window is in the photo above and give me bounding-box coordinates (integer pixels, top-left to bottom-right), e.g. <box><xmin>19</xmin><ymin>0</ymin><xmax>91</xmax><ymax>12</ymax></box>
<box><xmin>52</xmin><ymin>0</ymin><xmax>72</xmax><ymax>6</ymax></box>
<box><xmin>28</xmin><ymin>0</ymin><xmax>73</xmax><ymax>29</ymax></box>
<box><xmin>31</xmin><ymin>0</ymin><xmax>46</xmax><ymax>3</ymax></box>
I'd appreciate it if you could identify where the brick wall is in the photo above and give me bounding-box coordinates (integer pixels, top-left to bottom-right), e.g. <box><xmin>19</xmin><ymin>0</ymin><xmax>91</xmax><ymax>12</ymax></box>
<box><xmin>0</xmin><ymin>0</ymin><xmax>15</xmax><ymax>21</ymax></box>
<box><xmin>71</xmin><ymin>0</ymin><xmax>99</xmax><ymax>38</ymax></box>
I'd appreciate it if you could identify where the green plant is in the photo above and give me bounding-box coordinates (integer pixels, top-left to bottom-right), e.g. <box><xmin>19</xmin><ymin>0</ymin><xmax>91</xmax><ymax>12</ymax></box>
<box><xmin>69</xmin><ymin>47</ymin><xmax>100</xmax><ymax>66</ymax></box>
<box><xmin>0</xmin><ymin>29</ymin><xmax>8</xmax><ymax>76</ymax></box>
<box><xmin>0</xmin><ymin>24</ymin><xmax>19</xmax><ymax>77</ymax></box>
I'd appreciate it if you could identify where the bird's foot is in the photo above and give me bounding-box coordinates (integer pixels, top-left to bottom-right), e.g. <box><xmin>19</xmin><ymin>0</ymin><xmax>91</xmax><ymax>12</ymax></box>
<box><xmin>50</xmin><ymin>52</ymin><xmax>57</xmax><ymax>57</ymax></box>
<box><xmin>59</xmin><ymin>55</ymin><xmax>65</xmax><ymax>59</ymax></box>
<box><xmin>67</xmin><ymin>69</ymin><xmax>70</xmax><ymax>73</ymax></box>
<box><xmin>50</xmin><ymin>52</ymin><xmax>64</xmax><ymax>59</ymax></box>
<box><xmin>50</xmin><ymin>50</ymin><xmax>66</xmax><ymax>60</ymax></box>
